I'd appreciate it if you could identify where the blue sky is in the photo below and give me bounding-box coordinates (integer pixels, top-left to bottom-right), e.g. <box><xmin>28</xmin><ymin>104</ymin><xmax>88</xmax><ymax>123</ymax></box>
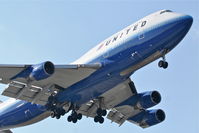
<box><xmin>0</xmin><ymin>0</ymin><xmax>198</xmax><ymax>133</ymax></box>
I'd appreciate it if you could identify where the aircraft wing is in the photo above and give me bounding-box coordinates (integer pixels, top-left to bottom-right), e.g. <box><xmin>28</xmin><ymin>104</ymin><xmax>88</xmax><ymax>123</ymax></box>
<box><xmin>77</xmin><ymin>79</ymin><xmax>164</xmax><ymax>128</ymax></box>
<box><xmin>77</xmin><ymin>79</ymin><xmax>143</xmax><ymax>126</ymax></box>
<box><xmin>0</xmin><ymin>63</ymin><xmax>101</xmax><ymax>105</ymax></box>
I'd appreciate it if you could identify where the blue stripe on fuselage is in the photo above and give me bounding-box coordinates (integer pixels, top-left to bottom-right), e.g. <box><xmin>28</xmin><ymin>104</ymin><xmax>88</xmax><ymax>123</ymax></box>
<box><xmin>55</xmin><ymin>15</ymin><xmax>192</xmax><ymax>105</ymax></box>
<box><xmin>0</xmin><ymin>100</ymin><xmax>46</xmax><ymax>130</ymax></box>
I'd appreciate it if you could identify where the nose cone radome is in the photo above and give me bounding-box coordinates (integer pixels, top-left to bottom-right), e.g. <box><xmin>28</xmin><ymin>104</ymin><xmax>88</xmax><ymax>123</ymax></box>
<box><xmin>180</xmin><ymin>15</ymin><xmax>193</xmax><ymax>31</ymax></box>
<box><xmin>183</xmin><ymin>15</ymin><xmax>193</xmax><ymax>28</ymax></box>
<box><xmin>160</xmin><ymin>14</ymin><xmax>193</xmax><ymax>51</ymax></box>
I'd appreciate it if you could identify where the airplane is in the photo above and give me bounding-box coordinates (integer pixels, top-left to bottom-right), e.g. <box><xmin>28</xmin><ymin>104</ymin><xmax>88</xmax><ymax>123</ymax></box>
<box><xmin>0</xmin><ymin>9</ymin><xmax>193</xmax><ymax>133</ymax></box>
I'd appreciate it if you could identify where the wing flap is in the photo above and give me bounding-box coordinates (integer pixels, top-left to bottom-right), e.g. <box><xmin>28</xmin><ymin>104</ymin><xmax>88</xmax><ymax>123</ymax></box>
<box><xmin>107</xmin><ymin>108</ymin><xmax>126</xmax><ymax>125</ymax></box>
<box><xmin>0</xmin><ymin>63</ymin><xmax>100</xmax><ymax>105</ymax></box>
<box><xmin>77</xmin><ymin>79</ymin><xmax>138</xmax><ymax>121</ymax></box>
<box><xmin>77</xmin><ymin>79</ymin><xmax>144</xmax><ymax>127</ymax></box>
<box><xmin>2</xmin><ymin>81</ymin><xmax>53</xmax><ymax>105</ymax></box>
<box><xmin>107</xmin><ymin>105</ymin><xmax>141</xmax><ymax>126</ymax></box>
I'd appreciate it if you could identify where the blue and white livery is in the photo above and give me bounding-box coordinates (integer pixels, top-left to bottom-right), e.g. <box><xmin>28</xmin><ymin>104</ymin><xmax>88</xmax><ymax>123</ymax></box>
<box><xmin>0</xmin><ymin>10</ymin><xmax>193</xmax><ymax>133</ymax></box>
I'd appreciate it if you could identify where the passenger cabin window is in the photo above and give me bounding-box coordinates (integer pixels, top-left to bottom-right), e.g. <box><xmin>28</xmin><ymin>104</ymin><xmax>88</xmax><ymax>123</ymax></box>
<box><xmin>160</xmin><ymin>10</ymin><xmax>172</xmax><ymax>14</ymax></box>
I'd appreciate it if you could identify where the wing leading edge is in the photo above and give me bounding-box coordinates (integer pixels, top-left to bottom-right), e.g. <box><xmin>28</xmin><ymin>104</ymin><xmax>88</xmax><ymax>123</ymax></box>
<box><xmin>0</xmin><ymin>62</ymin><xmax>101</xmax><ymax>105</ymax></box>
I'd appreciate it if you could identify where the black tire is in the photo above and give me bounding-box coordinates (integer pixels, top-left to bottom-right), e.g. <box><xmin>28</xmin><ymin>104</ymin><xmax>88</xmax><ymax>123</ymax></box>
<box><xmin>60</xmin><ymin>109</ymin><xmax>66</xmax><ymax>116</ymax></box>
<box><xmin>50</xmin><ymin>111</ymin><xmax>56</xmax><ymax>118</ymax></box>
<box><xmin>56</xmin><ymin>115</ymin><xmax>61</xmax><ymax>119</ymax></box>
<box><xmin>94</xmin><ymin>116</ymin><xmax>99</xmax><ymax>123</ymax></box>
<box><xmin>97</xmin><ymin>108</ymin><xmax>103</xmax><ymax>116</ymax></box>
<box><xmin>158</xmin><ymin>60</ymin><xmax>164</xmax><ymax>68</ymax></box>
<box><xmin>98</xmin><ymin>117</ymin><xmax>104</xmax><ymax>124</ymax></box>
<box><xmin>101</xmin><ymin>110</ymin><xmax>107</xmax><ymax>116</ymax></box>
<box><xmin>163</xmin><ymin>61</ymin><xmax>168</xmax><ymax>69</ymax></box>
<box><xmin>72</xmin><ymin>118</ymin><xmax>77</xmax><ymax>123</ymax></box>
<box><xmin>77</xmin><ymin>113</ymin><xmax>82</xmax><ymax>120</ymax></box>
<box><xmin>67</xmin><ymin>115</ymin><xmax>72</xmax><ymax>122</ymax></box>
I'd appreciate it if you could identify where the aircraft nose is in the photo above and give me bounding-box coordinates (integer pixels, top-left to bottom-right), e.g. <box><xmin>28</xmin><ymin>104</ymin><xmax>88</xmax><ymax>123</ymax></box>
<box><xmin>159</xmin><ymin>14</ymin><xmax>193</xmax><ymax>51</ymax></box>
<box><xmin>179</xmin><ymin>15</ymin><xmax>193</xmax><ymax>29</ymax></box>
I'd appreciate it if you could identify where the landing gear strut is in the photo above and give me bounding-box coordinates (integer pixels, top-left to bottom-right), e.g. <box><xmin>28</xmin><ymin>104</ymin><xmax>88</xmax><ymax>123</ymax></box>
<box><xmin>47</xmin><ymin>95</ymin><xmax>67</xmax><ymax>119</ymax></box>
<box><xmin>158</xmin><ymin>55</ymin><xmax>168</xmax><ymax>69</ymax></box>
<box><xmin>93</xmin><ymin>98</ymin><xmax>107</xmax><ymax>124</ymax></box>
<box><xmin>94</xmin><ymin>108</ymin><xmax>107</xmax><ymax>124</ymax></box>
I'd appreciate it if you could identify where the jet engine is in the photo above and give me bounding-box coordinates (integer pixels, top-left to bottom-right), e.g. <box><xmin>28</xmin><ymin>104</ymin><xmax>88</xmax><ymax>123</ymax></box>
<box><xmin>117</xmin><ymin>91</ymin><xmax>161</xmax><ymax>109</ymax></box>
<box><xmin>129</xmin><ymin>109</ymin><xmax>166</xmax><ymax>128</ymax></box>
<box><xmin>137</xmin><ymin>91</ymin><xmax>161</xmax><ymax>109</ymax></box>
<box><xmin>29</xmin><ymin>61</ymin><xmax>55</xmax><ymax>81</ymax></box>
<box><xmin>11</xmin><ymin>61</ymin><xmax>55</xmax><ymax>81</ymax></box>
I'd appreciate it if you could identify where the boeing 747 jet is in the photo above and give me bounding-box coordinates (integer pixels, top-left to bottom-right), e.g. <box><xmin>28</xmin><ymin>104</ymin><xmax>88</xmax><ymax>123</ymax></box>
<box><xmin>0</xmin><ymin>10</ymin><xmax>193</xmax><ymax>133</ymax></box>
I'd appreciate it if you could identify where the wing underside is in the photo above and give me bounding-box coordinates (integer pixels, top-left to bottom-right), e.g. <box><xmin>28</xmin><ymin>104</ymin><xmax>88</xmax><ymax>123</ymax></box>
<box><xmin>0</xmin><ymin>63</ymin><xmax>100</xmax><ymax>105</ymax></box>
<box><xmin>77</xmin><ymin>79</ymin><xmax>142</xmax><ymax>126</ymax></box>
<box><xmin>0</xmin><ymin>63</ymin><xmax>165</xmax><ymax>128</ymax></box>
<box><xmin>76</xmin><ymin>79</ymin><xmax>165</xmax><ymax>128</ymax></box>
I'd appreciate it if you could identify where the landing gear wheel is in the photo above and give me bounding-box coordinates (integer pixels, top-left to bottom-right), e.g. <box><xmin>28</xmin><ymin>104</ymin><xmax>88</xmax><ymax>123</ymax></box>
<box><xmin>50</xmin><ymin>111</ymin><xmax>56</xmax><ymax>118</ymax></box>
<box><xmin>98</xmin><ymin>117</ymin><xmax>104</xmax><ymax>124</ymax></box>
<box><xmin>72</xmin><ymin>118</ymin><xmax>77</xmax><ymax>123</ymax></box>
<box><xmin>67</xmin><ymin>115</ymin><xmax>72</xmax><ymax>122</ymax></box>
<box><xmin>94</xmin><ymin>116</ymin><xmax>100</xmax><ymax>123</ymax></box>
<box><xmin>101</xmin><ymin>110</ymin><xmax>107</xmax><ymax>116</ymax></box>
<box><xmin>97</xmin><ymin>108</ymin><xmax>107</xmax><ymax>116</ymax></box>
<box><xmin>56</xmin><ymin>115</ymin><xmax>61</xmax><ymax>119</ymax></box>
<box><xmin>158</xmin><ymin>60</ymin><xmax>164</xmax><ymax>68</ymax></box>
<box><xmin>67</xmin><ymin>110</ymin><xmax>82</xmax><ymax>123</ymax></box>
<box><xmin>158</xmin><ymin>60</ymin><xmax>168</xmax><ymax>69</ymax></box>
<box><xmin>58</xmin><ymin>108</ymin><xmax>66</xmax><ymax>116</ymax></box>
<box><xmin>162</xmin><ymin>61</ymin><xmax>168</xmax><ymax>69</ymax></box>
<box><xmin>77</xmin><ymin>113</ymin><xmax>82</xmax><ymax>120</ymax></box>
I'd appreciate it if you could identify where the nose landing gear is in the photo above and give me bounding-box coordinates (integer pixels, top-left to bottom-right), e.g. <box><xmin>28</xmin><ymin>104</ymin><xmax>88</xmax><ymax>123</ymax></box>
<box><xmin>158</xmin><ymin>60</ymin><xmax>168</xmax><ymax>69</ymax></box>
<box><xmin>158</xmin><ymin>54</ymin><xmax>168</xmax><ymax>69</ymax></box>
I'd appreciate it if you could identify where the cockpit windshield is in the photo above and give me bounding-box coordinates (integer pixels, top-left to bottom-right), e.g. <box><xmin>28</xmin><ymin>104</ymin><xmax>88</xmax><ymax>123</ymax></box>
<box><xmin>160</xmin><ymin>10</ymin><xmax>172</xmax><ymax>14</ymax></box>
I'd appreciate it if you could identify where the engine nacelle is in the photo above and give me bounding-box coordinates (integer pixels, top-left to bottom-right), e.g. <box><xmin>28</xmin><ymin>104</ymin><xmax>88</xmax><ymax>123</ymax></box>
<box><xmin>11</xmin><ymin>61</ymin><xmax>55</xmax><ymax>81</ymax></box>
<box><xmin>29</xmin><ymin>61</ymin><xmax>55</xmax><ymax>81</ymax></box>
<box><xmin>128</xmin><ymin>109</ymin><xmax>166</xmax><ymax>128</ymax></box>
<box><xmin>137</xmin><ymin>91</ymin><xmax>161</xmax><ymax>109</ymax></box>
<box><xmin>116</xmin><ymin>91</ymin><xmax>161</xmax><ymax>109</ymax></box>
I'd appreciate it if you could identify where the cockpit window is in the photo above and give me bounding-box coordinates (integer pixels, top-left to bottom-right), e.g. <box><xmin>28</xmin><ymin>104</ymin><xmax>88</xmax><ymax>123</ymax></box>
<box><xmin>160</xmin><ymin>10</ymin><xmax>172</xmax><ymax>14</ymax></box>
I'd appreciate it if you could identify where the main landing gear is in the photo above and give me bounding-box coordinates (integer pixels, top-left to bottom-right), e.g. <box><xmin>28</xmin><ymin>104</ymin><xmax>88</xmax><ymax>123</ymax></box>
<box><xmin>94</xmin><ymin>108</ymin><xmax>107</xmax><ymax>124</ymax></box>
<box><xmin>50</xmin><ymin>107</ymin><xmax>66</xmax><ymax>119</ymax></box>
<box><xmin>158</xmin><ymin>55</ymin><xmax>168</xmax><ymax>69</ymax></box>
<box><xmin>93</xmin><ymin>97</ymin><xmax>107</xmax><ymax>124</ymax></box>
<box><xmin>47</xmin><ymin>95</ymin><xmax>67</xmax><ymax>119</ymax></box>
<box><xmin>67</xmin><ymin>110</ymin><xmax>82</xmax><ymax>123</ymax></box>
<box><xmin>48</xmin><ymin>95</ymin><xmax>107</xmax><ymax>124</ymax></box>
